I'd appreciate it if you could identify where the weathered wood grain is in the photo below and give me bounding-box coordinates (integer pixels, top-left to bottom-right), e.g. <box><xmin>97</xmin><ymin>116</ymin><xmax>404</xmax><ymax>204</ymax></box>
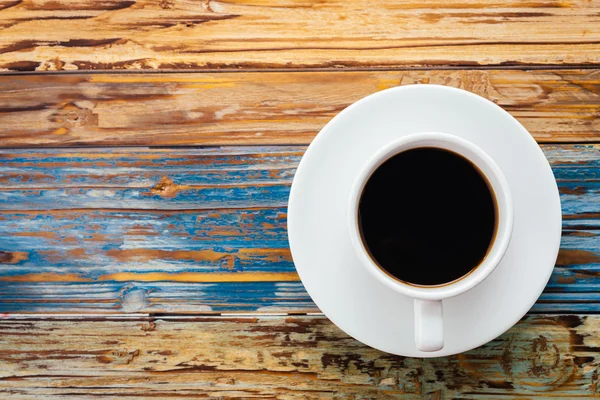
<box><xmin>0</xmin><ymin>145</ymin><xmax>598</xmax><ymax>313</ymax></box>
<box><xmin>0</xmin><ymin>70</ymin><xmax>599</xmax><ymax>146</ymax></box>
<box><xmin>0</xmin><ymin>315</ymin><xmax>597</xmax><ymax>398</ymax></box>
<box><xmin>0</xmin><ymin>282</ymin><xmax>314</xmax><ymax>314</ymax></box>
<box><xmin>0</xmin><ymin>0</ymin><xmax>599</xmax><ymax>71</ymax></box>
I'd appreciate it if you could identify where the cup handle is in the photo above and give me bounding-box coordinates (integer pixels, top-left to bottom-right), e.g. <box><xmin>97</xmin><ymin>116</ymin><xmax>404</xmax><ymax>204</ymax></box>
<box><xmin>414</xmin><ymin>299</ymin><xmax>444</xmax><ymax>352</ymax></box>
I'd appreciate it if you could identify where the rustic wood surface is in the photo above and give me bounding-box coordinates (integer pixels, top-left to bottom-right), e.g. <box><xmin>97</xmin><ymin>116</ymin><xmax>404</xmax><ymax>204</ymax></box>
<box><xmin>0</xmin><ymin>145</ymin><xmax>596</xmax><ymax>314</ymax></box>
<box><xmin>0</xmin><ymin>70</ymin><xmax>598</xmax><ymax>146</ymax></box>
<box><xmin>1</xmin><ymin>0</ymin><xmax>600</xmax><ymax>397</ymax></box>
<box><xmin>0</xmin><ymin>315</ymin><xmax>598</xmax><ymax>398</ymax></box>
<box><xmin>0</xmin><ymin>0</ymin><xmax>599</xmax><ymax>71</ymax></box>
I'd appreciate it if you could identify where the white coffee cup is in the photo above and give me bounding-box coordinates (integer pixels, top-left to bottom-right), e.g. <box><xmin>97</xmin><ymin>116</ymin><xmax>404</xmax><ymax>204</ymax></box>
<box><xmin>347</xmin><ymin>132</ymin><xmax>514</xmax><ymax>352</ymax></box>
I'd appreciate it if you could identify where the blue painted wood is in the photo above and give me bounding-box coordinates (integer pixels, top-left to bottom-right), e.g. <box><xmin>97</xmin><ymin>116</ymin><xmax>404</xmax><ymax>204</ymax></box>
<box><xmin>0</xmin><ymin>145</ymin><xmax>597</xmax><ymax>313</ymax></box>
<box><xmin>0</xmin><ymin>148</ymin><xmax>300</xmax><ymax>210</ymax></box>
<box><xmin>0</xmin><ymin>282</ymin><xmax>313</xmax><ymax>313</ymax></box>
<box><xmin>0</xmin><ymin>209</ymin><xmax>293</xmax><ymax>276</ymax></box>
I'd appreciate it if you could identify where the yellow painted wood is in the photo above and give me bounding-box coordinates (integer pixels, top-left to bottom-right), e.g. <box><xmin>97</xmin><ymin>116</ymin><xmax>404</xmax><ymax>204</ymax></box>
<box><xmin>0</xmin><ymin>69</ymin><xmax>598</xmax><ymax>146</ymax></box>
<box><xmin>0</xmin><ymin>0</ymin><xmax>599</xmax><ymax>71</ymax></box>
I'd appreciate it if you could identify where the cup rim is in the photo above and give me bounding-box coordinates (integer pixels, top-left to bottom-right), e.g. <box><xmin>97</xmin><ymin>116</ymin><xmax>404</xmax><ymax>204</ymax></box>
<box><xmin>347</xmin><ymin>132</ymin><xmax>514</xmax><ymax>301</ymax></box>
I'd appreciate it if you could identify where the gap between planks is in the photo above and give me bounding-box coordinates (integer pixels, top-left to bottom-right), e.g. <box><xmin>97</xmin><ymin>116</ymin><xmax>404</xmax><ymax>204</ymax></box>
<box><xmin>3</xmin><ymin>141</ymin><xmax>600</xmax><ymax>150</ymax></box>
<box><xmin>5</xmin><ymin>311</ymin><xmax>600</xmax><ymax>321</ymax></box>
<box><xmin>0</xmin><ymin>312</ymin><xmax>326</xmax><ymax>321</ymax></box>
<box><xmin>0</xmin><ymin>64</ymin><xmax>600</xmax><ymax>76</ymax></box>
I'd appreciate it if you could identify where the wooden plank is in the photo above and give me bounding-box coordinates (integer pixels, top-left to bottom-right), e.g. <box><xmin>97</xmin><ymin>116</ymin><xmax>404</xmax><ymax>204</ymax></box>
<box><xmin>0</xmin><ymin>145</ymin><xmax>599</xmax><ymax>314</ymax></box>
<box><xmin>0</xmin><ymin>0</ymin><xmax>599</xmax><ymax>71</ymax></box>
<box><xmin>0</xmin><ymin>315</ymin><xmax>598</xmax><ymax>398</ymax></box>
<box><xmin>0</xmin><ymin>282</ymin><xmax>315</xmax><ymax>314</ymax></box>
<box><xmin>0</xmin><ymin>70</ymin><xmax>598</xmax><ymax>146</ymax></box>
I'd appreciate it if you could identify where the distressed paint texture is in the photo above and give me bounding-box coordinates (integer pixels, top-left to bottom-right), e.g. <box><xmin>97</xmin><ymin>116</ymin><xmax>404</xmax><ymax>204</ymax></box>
<box><xmin>0</xmin><ymin>315</ymin><xmax>597</xmax><ymax>398</ymax></box>
<box><xmin>0</xmin><ymin>70</ymin><xmax>598</xmax><ymax>146</ymax></box>
<box><xmin>0</xmin><ymin>145</ymin><xmax>598</xmax><ymax>313</ymax></box>
<box><xmin>0</xmin><ymin>0</ymin><xmax>599</xmax><ymax>71</ymax></box>
<box><xmin>1</xmin><ymin>0</ymin><xmax>599</xmax><ymax>396</ymax></box>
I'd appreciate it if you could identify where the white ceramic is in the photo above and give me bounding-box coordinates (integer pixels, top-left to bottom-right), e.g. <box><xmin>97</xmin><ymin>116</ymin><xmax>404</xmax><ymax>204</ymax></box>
<box><xmin>287</xmin><ymin>84</ymin><xmax>562</xmax><ymax>357</ymax></box>
<box><xmin>347</xmin><ymin>132</ymin><xmax>514</xmax><ymax>352</ymax></box>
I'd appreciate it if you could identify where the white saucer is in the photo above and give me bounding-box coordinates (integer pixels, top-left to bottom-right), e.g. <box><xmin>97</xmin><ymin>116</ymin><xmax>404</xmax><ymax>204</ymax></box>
<box><xmin>287</xmin><ymin>85</ymin><xmax>562</xmax><ymax>357</ymax></box>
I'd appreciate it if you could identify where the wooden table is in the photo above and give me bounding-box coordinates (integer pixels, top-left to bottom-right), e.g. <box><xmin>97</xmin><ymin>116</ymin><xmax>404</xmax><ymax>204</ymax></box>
<box><xmin>0</xmin><ymin>1</ymin><xmax>599</xmax><ymax>397</ymax></box>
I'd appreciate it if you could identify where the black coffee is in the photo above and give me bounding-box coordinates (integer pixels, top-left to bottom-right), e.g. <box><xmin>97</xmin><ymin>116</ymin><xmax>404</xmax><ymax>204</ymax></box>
<box><xmin>358</xmin><ymin>147</ymin><xmax>496</xmax><ymax>286</ymax></box>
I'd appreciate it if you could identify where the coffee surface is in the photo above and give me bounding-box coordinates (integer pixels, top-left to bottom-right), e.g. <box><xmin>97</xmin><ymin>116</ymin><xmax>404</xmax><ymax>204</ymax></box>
<box><xmin>358</xmin><ymin>147</ymin><xmax>496</xmax><ymax>286</ymax></box>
